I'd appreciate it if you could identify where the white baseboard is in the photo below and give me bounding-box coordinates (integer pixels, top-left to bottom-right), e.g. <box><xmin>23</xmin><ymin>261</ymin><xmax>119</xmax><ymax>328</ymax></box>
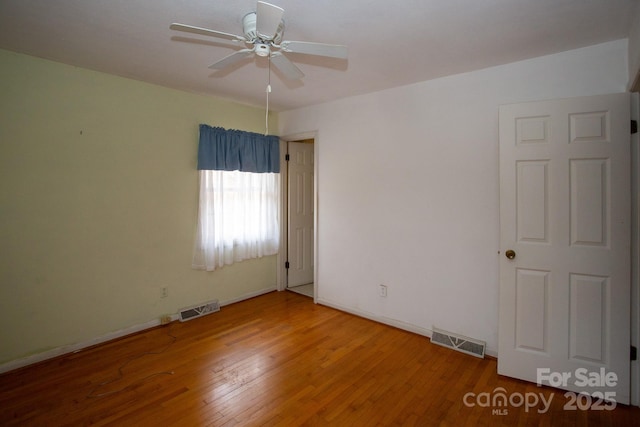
<box><xmin>220</xmin><ymin>286</ymin><xmax>277</xmax><ymax>307</ymax></box>
<box><xmin>0</xmin><ymin>318</ymin><xmax>162</xmax><ymax>375</ymax></box>
<box><xmin>0</xmin><ymin>286</ymin><xmax>278</xmax><ymax>375</ymax></box>
<box><xmin>317</xmin><ymin>298</ymin><xmax>498</xmax><ymax>358</ymax></box>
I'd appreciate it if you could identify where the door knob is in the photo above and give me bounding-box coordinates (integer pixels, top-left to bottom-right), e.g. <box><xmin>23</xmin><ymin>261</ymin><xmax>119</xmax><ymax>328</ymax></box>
<box><xmin>505</xmin><ymin>250</ymin><xmax>516</xmax><ymax>260</ymax></box>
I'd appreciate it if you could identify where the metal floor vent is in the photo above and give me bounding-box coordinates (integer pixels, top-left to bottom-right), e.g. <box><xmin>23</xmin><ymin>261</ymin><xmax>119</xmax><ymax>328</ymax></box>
<box><xmin>179</xmin><ymin>300</ymin><xmax>220</xmax><ymax>322</ymax></box>
<box><xmin>430</xmin><ymin>327</ymin><xmax>486</xmax><ymax>358</ymax></box>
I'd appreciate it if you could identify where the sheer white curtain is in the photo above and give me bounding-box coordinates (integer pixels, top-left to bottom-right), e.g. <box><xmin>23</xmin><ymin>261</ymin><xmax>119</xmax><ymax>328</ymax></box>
<box><xmin>192</xmin><ymin>169</ymin><xmax>280</xmax><ymax>271</ymax></box>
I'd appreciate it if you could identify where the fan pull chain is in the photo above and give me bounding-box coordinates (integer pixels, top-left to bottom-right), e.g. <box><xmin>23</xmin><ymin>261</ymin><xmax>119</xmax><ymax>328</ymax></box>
<box><xmin>265</xmin><ymin>55</ymin><xmax>272</xmax><ymax>135</ymax></box>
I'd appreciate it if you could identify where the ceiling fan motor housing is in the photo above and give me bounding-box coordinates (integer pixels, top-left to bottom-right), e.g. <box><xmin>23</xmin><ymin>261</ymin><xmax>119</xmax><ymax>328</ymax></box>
<box><xmin>255</xmin><ymin>43</ymin><xmax>270</xmax><ymax>57</ymax></box>
<box><xmin>242</xmin><ymin>12</ymin><xmax>284</xmax><ymax>44</ymax></box>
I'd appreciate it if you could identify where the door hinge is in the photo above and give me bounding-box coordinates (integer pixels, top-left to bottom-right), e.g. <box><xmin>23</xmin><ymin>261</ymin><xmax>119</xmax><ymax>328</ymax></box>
<box><xmin>631</xmin><ymin>120</ymin><xmax>638</xmax><ymax>135</ymax></box>
<box><xmin>285</xmin><ymin>154</ymin><xmax>290</xmax><ymax>161</ymax></box>
<box><xmin>632</xmin><ymin>345</ymin><xmax>637</xmax><ymax>361</ymax></box>
<box><xmin>285</xmin><ymin>261</ymin><xmax>290</xmax><ymax>269</ymax></box>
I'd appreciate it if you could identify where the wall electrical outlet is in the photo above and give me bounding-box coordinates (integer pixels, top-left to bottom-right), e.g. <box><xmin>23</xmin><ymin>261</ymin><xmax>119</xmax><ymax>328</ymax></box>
<box><xmin>161</xmin><ymin>287</ymin><xmax>168</xmax><ymax>298</ymax></box>
<box><xmin>379</xmin><ymin>284</ymin><xmax>387</xmax><ymax>297</ymax></box>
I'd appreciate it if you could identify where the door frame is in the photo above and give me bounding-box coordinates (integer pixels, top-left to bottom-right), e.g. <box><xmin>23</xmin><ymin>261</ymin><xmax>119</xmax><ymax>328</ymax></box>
<box><xmin>277</xmin><ymin>131</ymin><xmax>318</xmax><ymax>302</ymax></box>
<box><xmin>632</xmin><ymin>92</ymin><xmax>640</xmax><ymax>407</ymax></box>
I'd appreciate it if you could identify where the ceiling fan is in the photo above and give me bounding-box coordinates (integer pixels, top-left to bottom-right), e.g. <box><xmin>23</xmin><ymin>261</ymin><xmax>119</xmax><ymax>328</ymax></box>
<box><xmin>170</xmin><ymin>1</ymin><xmax>348</xmax><ymax>81</ymax></box>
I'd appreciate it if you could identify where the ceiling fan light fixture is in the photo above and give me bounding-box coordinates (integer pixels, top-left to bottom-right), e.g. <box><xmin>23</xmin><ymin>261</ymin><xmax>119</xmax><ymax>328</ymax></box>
<box><xmin>255</xmin><ymin>43</ymin><xmax>270</xmax><ymax>57</ymax></box>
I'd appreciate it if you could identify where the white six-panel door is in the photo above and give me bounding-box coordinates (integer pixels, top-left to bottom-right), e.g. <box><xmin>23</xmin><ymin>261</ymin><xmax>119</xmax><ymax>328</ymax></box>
<box><xmin>498</xmin><ymin>93</ymin><xmax>631</xmax><ymax>404</ymax></box>
<box><xmin>287</xmin><ymin>141</ymin><xmax>314</xmax><ymax>287</ymax></box>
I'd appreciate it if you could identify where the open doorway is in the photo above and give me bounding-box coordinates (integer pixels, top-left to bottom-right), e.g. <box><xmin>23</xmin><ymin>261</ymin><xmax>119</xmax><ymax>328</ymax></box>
<box><xmin>284</xmin><ymin>139</ymin><xmax>314</xmax><ymax>298</ymax></box>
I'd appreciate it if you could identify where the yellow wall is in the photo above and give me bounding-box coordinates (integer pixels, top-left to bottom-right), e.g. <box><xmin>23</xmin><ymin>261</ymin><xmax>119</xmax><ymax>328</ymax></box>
<box><xmin>0</xmin><ymin>50</ymin><xmax>278</xmax><ymax>365</ymax></box>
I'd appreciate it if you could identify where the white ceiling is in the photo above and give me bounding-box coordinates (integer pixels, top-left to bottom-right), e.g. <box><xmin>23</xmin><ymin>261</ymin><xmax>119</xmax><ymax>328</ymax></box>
<box><xmin>0</xmin><ymin>0</ymin><xmax>638</xmax><ymax>111</ymax></box>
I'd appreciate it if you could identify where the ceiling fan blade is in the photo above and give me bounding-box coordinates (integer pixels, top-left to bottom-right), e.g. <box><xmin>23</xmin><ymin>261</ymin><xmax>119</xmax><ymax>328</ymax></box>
<box><xmin>209</xmin><ymin>49</ymin><xmax>255</xmax><ymax>70</ymax></box>
<box><xmin>280</xmin><ymin>41</ymin><xmax>348</xmax><ymax>59</ymax></box>
<box><xmin>170</xmin><ymin>23</ymin><xmax>245</xmax><ymax>42</ymax></box>
<box><xmin>256</xmin><ymin>1</ymin><xmax>284</xmax><ymax>40</ymax></box>
<box><xmin>270</xmin><ymin>52</ymin><xmax>304</xmax><ymax>80</ymax></box>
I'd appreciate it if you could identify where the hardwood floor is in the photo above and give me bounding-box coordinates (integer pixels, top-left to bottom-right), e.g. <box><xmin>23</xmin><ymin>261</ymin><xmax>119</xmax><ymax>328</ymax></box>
<box><xmin>1</xmin><ymin>290</ymin><xmax>639</xmax><ymax>426</ymax></box>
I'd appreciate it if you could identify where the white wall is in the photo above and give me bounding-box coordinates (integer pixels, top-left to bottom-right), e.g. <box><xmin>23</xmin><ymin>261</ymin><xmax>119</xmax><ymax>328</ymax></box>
<box><xmin>628</xmin><ymin>3</ymin><xmax>640</xmax><ymax>88</ymax></box>
<box><xmin>0</xmin><ymin>50</ymin><xmax>278</xmax><ymax>370</ymax></box>
<box><xmin>279</xmin><ymin>39</ymin><xmax>629</xmax><ymax>355</ymax></box>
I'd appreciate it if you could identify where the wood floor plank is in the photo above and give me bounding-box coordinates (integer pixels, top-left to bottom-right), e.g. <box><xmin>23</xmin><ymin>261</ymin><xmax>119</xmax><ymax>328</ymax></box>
<box><xmin>1</xmin><ymin>290</ymin><xmax>639</xmax><ymax>426</ymax></box>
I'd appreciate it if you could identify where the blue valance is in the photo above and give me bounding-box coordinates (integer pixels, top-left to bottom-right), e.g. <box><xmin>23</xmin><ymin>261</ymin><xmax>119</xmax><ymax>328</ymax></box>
<box><xmin>197</xmin><ymin>125</ymin><xmax>280</xmax><ymax>173</ymax></box>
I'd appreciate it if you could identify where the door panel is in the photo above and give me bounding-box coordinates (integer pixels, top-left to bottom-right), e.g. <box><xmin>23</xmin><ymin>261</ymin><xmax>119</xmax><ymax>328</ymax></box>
<box><xmin>515</xmin><ymin>268</ymin><xmax>549</xmax><ymax>353</ymax></box>
<box><xmin>516</xmin><ymin>160</ymin><xmax>549</xmax><ymax>243</ymax></box>
<box><xmin>569</xmin><ymin>273</ymin><xmax>607</xmax><ymax>363</ymax></box>
<box><xmin>499</xmin><ymin>93</ymin><xmax>630</xmax><ymax>404</ymax></box>
<box><xmin>570</xmin><ymin>159</ymin><xmax>608</xmax><ymax>246</ymax></box>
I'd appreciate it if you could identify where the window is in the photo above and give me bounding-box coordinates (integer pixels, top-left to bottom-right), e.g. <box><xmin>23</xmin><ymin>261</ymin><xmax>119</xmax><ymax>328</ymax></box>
<box><xmin>192</xmin><ymin>170</ymin><xmax>279</xmax><ymax>270</ymax></box>
<box><xmin>192</xmin><ymin>125</ymin><xmax>280</xmax><ymax>271</ymax></box>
